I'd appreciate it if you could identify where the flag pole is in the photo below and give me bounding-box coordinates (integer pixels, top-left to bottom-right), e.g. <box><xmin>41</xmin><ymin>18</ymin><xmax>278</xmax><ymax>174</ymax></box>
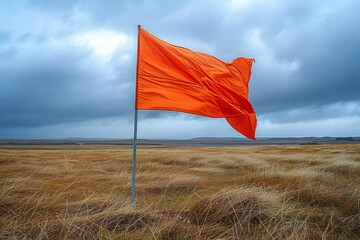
<box><xmin>131</xmin><ymin>109</ymin><xmax>138</xmax><ymax>204</ymax></box>
<box><xmin>132</xmin><ymin>25</ymin><xmax>141</xmax><ymax>204</ymax></box>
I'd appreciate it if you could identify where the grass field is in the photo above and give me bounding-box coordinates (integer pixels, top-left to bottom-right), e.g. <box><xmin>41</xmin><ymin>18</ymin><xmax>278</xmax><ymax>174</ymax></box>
<box><xmin>0</xmin><ymin>143</ymin><xmax>359</xmax><ymax>239</ymax></box>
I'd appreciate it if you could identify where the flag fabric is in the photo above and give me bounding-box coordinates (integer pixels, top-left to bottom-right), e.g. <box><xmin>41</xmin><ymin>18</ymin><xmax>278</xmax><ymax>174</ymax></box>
<box><xmin>136</xmin><ymin>26</ymin><xmax>257</xmax><ymax>139</ymax></box>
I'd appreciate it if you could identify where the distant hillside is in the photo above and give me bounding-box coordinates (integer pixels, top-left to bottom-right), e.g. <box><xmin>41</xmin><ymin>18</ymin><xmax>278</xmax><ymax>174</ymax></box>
<box><xmin>191</xmin><ymin>137</ymin><xmax>246</xmax><ymax>141</ymax></box>
<box><xmin>0</xmin><ymin>136</ymin><xmax>359</xmax><ymax>146</ymax></box>
<box><xmin>192</xmin><ymin>136</ymin><xmax>359</xmax><ymax>142</ymax></box>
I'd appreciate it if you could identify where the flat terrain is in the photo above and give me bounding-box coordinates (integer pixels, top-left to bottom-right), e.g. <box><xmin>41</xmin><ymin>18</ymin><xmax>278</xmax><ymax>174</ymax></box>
<box><xmin>0</xmin><ymin>143</ymin><xmax>359</xmax><ymax>239</ymax></box>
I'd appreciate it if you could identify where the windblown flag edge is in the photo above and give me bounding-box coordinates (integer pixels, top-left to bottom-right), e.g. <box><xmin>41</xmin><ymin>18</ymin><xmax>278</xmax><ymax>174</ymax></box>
<box><xmin>135</xmin><ymin>25</ymin><xmax>257</xmax><ymax>139</ymax></box>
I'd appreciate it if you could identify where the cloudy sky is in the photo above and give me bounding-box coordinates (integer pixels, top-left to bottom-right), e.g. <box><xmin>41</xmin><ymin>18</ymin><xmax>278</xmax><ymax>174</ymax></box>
<box><xmin>1</xmin><ymin>0</ymin><xmax>359</xmax><ymax>139</ymax></box>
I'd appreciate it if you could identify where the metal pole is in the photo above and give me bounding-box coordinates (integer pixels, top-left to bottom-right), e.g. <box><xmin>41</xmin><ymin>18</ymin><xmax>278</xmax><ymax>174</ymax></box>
<box><xmin>131</xmin><ymin>25</ymin><xmax>141</xmax><ymax>205</ymax></box>
<box><xmin>131</xmin><ymin>109</ymin><xmax>138</xmax><ymax>204</ymax></box>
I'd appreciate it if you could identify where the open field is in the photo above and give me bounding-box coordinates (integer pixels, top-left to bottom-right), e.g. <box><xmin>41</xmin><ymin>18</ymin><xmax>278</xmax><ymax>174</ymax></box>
<box><xmin>1</xmin><ymin>143</ymin><xmax>360</xmax><ymax>239</ymax></box>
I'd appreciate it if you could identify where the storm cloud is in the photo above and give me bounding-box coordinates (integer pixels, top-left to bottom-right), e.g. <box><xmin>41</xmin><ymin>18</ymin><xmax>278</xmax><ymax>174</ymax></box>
<box><xmin>1</xmin><ymin>0</ymin><xmax>359</xmax><ymax>139</ymax></box>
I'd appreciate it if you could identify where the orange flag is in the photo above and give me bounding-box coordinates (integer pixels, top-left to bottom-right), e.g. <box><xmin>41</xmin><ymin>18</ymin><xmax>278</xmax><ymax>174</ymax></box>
<box><xmin>136</xmin><ymin>26</ymin><xmax>257</xmax><ymax>139</ymax></box>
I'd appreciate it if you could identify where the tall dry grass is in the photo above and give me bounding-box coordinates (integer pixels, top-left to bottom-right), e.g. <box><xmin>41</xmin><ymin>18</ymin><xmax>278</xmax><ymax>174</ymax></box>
<box><xmin>0</xmin><ymin>143</ymin><xmax>359</xmax><ymax>239</ymax></box>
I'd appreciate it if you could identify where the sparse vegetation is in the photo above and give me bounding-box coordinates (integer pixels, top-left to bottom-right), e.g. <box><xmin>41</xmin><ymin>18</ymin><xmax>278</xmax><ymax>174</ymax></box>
<box><xmin>0</xmin><ymin>143</ymin><xmax>359</xmax><ymax>239</ymax></box>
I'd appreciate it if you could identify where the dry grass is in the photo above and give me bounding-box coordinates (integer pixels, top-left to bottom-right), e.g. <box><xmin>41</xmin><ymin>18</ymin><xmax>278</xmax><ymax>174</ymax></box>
<box><xmin>0</xmin><ymin>143</ymin><xmax>360</xmax><ymax>239</ymax></box>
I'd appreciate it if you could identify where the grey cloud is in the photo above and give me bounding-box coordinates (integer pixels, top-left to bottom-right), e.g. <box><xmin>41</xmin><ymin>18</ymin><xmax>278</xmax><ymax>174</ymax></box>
<box><xmin>243</xmin><ymin>1</ymin><xmax>360</xmax><ymax>115</ymax></box>
<box><xmin>1</xmin><ymin>0</ymin><xmax>359</xmax><ymax>138</ymax></box>
<box><xmin>263</xmin><ymin>101</ymin><xmax>360</xmax><ymax>124</ymax></box>
<box><xmin>0</xmin><ymin>31</ymin><xmax>133</xmax><ymax>128</ymax></box>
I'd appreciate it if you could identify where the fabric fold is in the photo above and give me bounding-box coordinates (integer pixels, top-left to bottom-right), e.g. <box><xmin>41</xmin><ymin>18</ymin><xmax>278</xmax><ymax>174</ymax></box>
<box><xmin>136</xmin><ymin>26</ymin><xmax>257</xmax><ymax>139</ymax></box>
